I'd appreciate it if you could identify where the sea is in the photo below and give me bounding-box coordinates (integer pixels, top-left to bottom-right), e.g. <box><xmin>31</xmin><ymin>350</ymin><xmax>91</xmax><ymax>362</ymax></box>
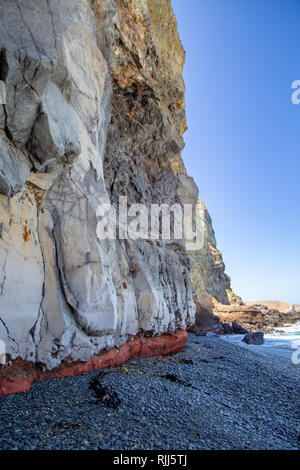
<box><xmin>221</xmin><ymin>321</ymin><xmax>300</xmax><ymax>363</ymax></box>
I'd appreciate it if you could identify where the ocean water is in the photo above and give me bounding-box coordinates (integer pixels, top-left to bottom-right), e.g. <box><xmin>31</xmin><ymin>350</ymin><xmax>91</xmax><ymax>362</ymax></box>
<box><xmin>221</xmin><ymin>322</ymin><xmax>300</xmax><ymax>363</ymax></box>
<box><xmin>266</xmin><ymin>321</ymin><xmax>300</xmax><ymax>345</ymax></box>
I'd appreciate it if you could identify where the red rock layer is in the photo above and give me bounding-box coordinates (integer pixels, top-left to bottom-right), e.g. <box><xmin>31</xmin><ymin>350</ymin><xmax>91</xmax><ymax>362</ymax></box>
<box><xmin>0</xmin><ymin>330</ymin><xmax>187</xmax><ymax>396</ymax></box>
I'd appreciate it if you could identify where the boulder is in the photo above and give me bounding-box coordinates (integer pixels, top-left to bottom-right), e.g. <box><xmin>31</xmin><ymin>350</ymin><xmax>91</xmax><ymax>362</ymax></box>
<box><xmin>243</xmin><ymin>332</ymin><xmax>264</xmax><ymax>345</ymax></box>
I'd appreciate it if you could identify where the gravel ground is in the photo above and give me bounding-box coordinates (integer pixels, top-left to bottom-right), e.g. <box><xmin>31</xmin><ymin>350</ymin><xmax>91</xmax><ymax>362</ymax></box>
<box><xmin>0</xmin><ymin>333</ymin><xmax>299</xmax><ymax>450</ymax></box>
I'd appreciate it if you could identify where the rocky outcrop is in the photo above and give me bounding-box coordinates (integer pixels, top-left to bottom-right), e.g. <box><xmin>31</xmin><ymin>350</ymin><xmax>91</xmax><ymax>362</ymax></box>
<box><xmin>0</xmin><ymin>0</ymin><xmax>196</xmax><ymax>393</ymax></box>
<box><xmin>188</xmin><ymin>204</ymin><xmax>299</xmax><ymax>335</ymax></box>
<box><xmin>214</xmin><ymin>302</ymin><xmax>300</xmax><ymax>334</ymax></box>
<box><xmin>186</xmin><ymin>200</ymin><xmax>234</xmax><ymax>334</ymax></box>
<box><xmin>188</xmin><ymin>302</ymin><xmax>225</xmax><ymax>335</ymax></box>
<box><xmin>189</xmin><ymin>201</ymin><xmax>231</xmax><ymax>309</ymax></box>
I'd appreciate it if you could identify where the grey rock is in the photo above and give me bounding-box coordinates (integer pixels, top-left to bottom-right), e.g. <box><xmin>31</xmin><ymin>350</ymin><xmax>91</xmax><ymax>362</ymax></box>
<box><xmin>0</xmin><ymin>105</ymin><xmax>5</xmax><ymax>129</ymax></box>
<box><xmin>0</xmin><ymin>130</ymin><xmax>31</xmax><ymax>196</ymax></box>
<box><xmin>29</xmin><ymin>82</ymin><xmax>81</xmax><ymax>169</ymax></box>
<box><xmin>243</xmin><ymin>332</ymin><xmax>265</xmax><ymax>345</ymax></box>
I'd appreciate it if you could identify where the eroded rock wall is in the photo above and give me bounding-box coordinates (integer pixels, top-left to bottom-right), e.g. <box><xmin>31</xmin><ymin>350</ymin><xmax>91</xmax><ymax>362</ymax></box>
<box><xmin>189</xmin><ymin>201</ymin><xmax>231</xmax><ymax>310</ymax></box>
<box><xmin>0</xmin><ymin>0</ymin><xmax>196</xmax><ymax>375</ymax></box>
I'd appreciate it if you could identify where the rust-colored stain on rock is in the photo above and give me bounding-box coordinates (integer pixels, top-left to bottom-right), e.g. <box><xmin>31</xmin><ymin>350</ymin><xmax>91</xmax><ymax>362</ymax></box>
<box><xmin>22</xmin><ymin>220</ymin><xmax>31</xmax><ymax>243</ymax></box>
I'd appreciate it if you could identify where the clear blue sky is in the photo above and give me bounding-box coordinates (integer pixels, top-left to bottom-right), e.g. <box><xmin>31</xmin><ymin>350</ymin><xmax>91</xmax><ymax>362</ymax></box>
<box><xmin>172</xmin><ymin>0</ymin><xmax>300</xmax><ymax>304</ymax></box>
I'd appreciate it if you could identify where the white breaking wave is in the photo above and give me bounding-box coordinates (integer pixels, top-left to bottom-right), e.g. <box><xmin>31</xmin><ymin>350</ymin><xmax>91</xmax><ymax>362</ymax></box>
<box><xmin>265</xmin><ymin>321</ymin><xmax>300</xmax><ymax>346</ymax></box>
<box><xmin>221</xmin><ymin>322</ymin><xmax>300</xmax><ymax>363</ymax></box>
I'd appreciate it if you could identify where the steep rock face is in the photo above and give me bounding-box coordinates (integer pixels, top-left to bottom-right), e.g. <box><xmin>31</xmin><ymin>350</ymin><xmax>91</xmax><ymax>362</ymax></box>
<box><xmin>0</xmin><ymin>0</ymin><xmax>195</xmax><ymax>381</ymax></box>
<box><xmin>189</xmin><ymin>201</ymin><xmax>231</xmax><ymax>309</ymax></box>
<box><xmin>99</xmin><ymin>0</ymin><xmax>194</xmax><ymax>337</ymax></box>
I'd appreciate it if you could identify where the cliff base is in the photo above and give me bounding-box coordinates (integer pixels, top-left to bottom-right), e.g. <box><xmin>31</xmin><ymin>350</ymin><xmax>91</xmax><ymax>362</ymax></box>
<box><xmin>0</xmin><ymin>330</ymin><xmax>187</xmax><ymax>396</ymax></box>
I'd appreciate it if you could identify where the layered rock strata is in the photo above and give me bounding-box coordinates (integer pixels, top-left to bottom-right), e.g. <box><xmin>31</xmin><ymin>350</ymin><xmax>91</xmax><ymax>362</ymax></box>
<box><xmin>191</xmin><ymin>298</ymin><xmax>300</xmax><ymax>336</ymax></box>
<box><xmin>215</xmin><ymin>303</ymin><xmax>300</xmax><ymax>334</ymax></box>
<box><xmin>0</xmin><ymin>0</ymin><xmax>196</xmax><ymax>394</ymax></box>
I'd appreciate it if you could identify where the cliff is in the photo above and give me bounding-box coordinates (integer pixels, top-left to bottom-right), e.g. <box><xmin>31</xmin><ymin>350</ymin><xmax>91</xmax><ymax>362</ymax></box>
<box><xmin>0</xmin><ymin>0</ymin><xmax>232</xmax><ymax>394</ymax></box>
<box><xmin>189</xmin><ymin>200</ymin><xmax>231</xmax><ymax>309</ymax></box>
<box><xmin>0</xmin><ymin>0</ymin><xmax>194</xmax><ymax>392</ymax></box>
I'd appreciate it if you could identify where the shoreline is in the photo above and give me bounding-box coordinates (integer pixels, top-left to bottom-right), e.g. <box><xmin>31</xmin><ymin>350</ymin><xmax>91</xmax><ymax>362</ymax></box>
<box><xmin>0</xmin><ymin>333</ymin><xmax>299</xmax><ymax>450</ymax></box>
<box><xmin>220</xmin><ymin>321</ymin><xmax>300</xmax><ymax>368</ymax></box>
